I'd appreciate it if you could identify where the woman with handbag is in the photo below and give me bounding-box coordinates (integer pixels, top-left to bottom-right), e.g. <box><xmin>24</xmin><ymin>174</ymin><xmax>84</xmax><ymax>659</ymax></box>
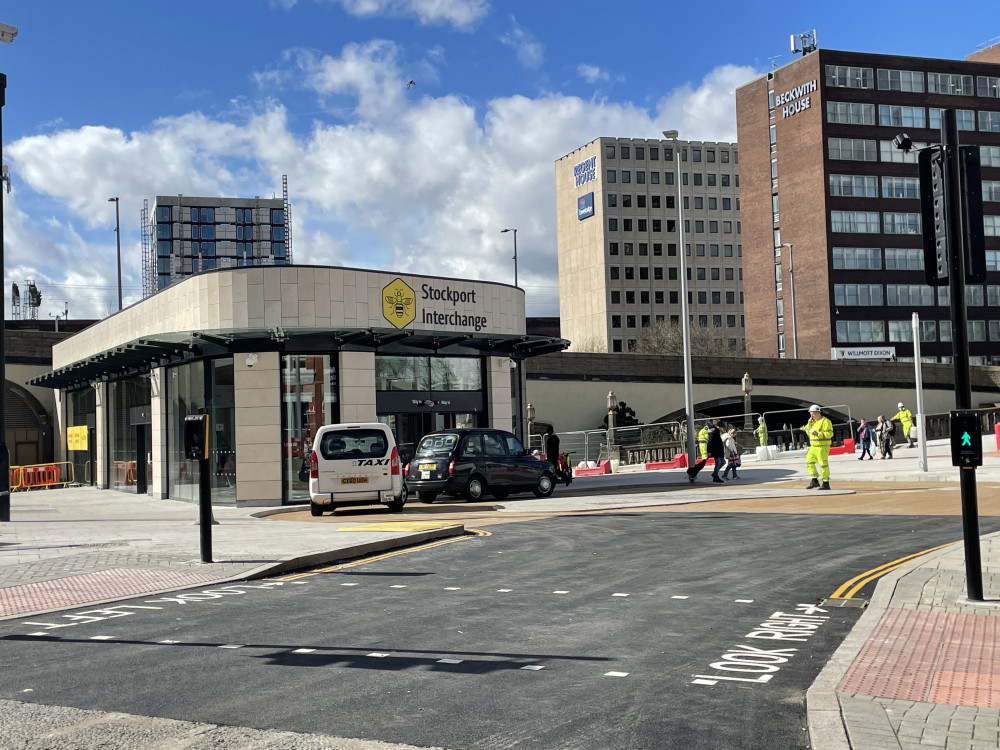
<box><xmin>722</xmin><ymin>428</ymin><xmax>741</xmax><ymax>480</ymax></box>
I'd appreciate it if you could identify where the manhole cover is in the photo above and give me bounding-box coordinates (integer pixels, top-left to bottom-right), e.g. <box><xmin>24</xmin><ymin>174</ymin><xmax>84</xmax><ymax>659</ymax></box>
<box><xmin>821</xmin><ymin>597</ymin><xmax>868</xmax><ymax>608</ymax></box>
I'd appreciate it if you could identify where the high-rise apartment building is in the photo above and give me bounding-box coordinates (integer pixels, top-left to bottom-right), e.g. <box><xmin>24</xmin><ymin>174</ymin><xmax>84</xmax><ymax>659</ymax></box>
<box><xmin>555</xmin><ymin>137</ymin><xmax>743</xmax><ymax>353</ymax></box>
<box><xmin>143</xmin><ymin>195</ymin><xmax>289</xmax><ymax>295</ymax></box>
<box><xmin>736</xmin><ymin>42</ymin><xmax>1000</xmax><ymax>363</ymax></box>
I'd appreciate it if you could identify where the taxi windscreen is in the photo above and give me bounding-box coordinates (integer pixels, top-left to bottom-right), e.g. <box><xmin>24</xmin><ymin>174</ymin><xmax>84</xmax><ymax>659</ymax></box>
<box><xmin>415</xmin><ymin>434</ymin><xmax>458</xmax><ymax>456</ymax></box>
<box><xmin>319</xmin><ymin>429</ymin><xmax>389</xmax><ymax>461</ymax></box>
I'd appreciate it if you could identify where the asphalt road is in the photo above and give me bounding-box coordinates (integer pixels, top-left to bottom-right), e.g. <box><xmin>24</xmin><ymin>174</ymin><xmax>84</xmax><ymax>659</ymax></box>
<box><xmin>5</xmin><ymin>510</ymin><xmax>998</xmax><ymax>749</ymax></box>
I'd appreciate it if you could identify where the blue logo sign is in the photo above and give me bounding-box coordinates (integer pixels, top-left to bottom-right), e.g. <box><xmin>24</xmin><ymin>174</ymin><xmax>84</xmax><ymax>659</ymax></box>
<box><xmin>578</xmin><ymin>192</ymin><xmax>594</xmax><ymax>221</ymax></box>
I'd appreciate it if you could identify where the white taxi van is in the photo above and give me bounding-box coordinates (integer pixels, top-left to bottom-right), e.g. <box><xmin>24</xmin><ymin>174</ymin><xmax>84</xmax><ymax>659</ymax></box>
<box><xmin>308</xmin><ymin>423</ymin><xmax>407</xmax><ymax>516</ymax></box>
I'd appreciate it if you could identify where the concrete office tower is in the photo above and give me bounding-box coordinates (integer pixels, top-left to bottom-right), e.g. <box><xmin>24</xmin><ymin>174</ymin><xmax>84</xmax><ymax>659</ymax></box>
<box><xmin>736</xmin><ymin>41</ymin><xmax>1000</xmax><ymax>363</ymax></box>
<box><xmin>144</xmin><ymin>196</ymin><xmax>288</xmax><ymax>295</ymax></box>
<box><xmin>555</xmin><ymin>137</ymin><xmax>743</xmax><ymax>354</ymax></box>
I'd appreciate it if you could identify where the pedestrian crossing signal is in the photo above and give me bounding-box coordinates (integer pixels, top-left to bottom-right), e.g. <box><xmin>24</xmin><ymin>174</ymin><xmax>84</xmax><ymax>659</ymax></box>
<box><xmin>184</xmin><ymin>415</ymin><xmax>209</xmax><ymax>460</ymax></box>
<box><xmin>950</xmin><ymin>410</ymin><xmax>982</xmax><ymax>467</ymax></box>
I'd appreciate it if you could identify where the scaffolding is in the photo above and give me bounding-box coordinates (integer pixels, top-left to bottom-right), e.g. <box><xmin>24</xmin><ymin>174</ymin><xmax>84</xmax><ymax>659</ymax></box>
<box><xmin>140</xmin><ymin>199</ymin><xmax>154</xmax><ymax>298</ymax></box>
<box><xmin>283</xmin><ymin>173</ymin><xmax>293</xmax><ymax>265</ymax></box>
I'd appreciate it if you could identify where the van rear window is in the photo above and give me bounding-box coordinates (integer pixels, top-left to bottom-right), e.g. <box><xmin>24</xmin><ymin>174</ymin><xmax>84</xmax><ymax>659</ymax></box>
<box><xmin>415</xmin><ymin>434</ymin><xmax>458</xmax><ymax>456</ymax></box>
<box><xmin>319</xmin><ymin>429</ymin><xmax>389</xmax><ymax>461</ymax></box>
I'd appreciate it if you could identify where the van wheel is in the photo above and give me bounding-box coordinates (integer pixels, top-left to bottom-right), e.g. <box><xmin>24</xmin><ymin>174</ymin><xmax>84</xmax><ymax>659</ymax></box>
<box><xmin>465</xmin><ymin>476</ymin><xmax>487</xmax><ymax>502</ymax></box>
<box><xmin>532</xmin><ymin>473</ymin><xmax>555</xmax><ymax>498</ymax></box>
<box><xmin>418</xmin><ymin>491</ymin><xmax>438</xmax><ymax>504</ymax></box>
<box><xmin>310</xmin><ymin>502</ymin><xmax>324</xmax><ymax>517</ymax></box>
<box><xmin>387</xmin><ymin>485</ymin><xmax>408</xmax><ymax>513</ymax></box>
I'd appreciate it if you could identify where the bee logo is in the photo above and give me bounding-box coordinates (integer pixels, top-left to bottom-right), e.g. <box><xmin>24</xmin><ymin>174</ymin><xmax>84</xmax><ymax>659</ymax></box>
<box><xmin>382</xmin><ymin>278</ymin><xmax>416</xmax><ymax>329</ymax></box>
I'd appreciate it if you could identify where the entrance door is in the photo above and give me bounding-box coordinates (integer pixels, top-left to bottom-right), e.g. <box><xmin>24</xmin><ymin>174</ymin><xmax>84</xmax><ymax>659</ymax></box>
<box><xmin>135</xmin><ymin>424</ymin><xmax>148</xmax><ymax>495</ymax></box>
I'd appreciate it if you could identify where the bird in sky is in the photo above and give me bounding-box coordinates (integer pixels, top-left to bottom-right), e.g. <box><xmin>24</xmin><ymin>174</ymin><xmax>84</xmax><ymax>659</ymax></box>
<box><xmin>406</xmin><ymin>80</ymin><xmax>416</xmax><ymax>89</ymax></box>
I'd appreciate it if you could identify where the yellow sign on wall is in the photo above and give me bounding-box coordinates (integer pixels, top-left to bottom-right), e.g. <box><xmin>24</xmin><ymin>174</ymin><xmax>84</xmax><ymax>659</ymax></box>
<box><xmin>382</xmin><ymin>278</ymin><xmax>416</xmax><ymax>329</ymax></box>
<box><xmin>67</xmin><ymin>425</ymin><xmax>88</xmax><ymax>451</ymax></box>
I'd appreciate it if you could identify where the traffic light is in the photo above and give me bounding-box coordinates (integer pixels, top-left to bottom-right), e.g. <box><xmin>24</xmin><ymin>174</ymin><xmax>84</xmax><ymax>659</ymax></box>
<box><xmin>959</xmin><ymin>145</ymin><xmax>986</xmax><ymax>283</ymax></box>
<box><xmin>950</xmin><ymin>410</ymin><xmax>982</xmax><ymax>467</ymax></box>
<box><xmin>183</xmin><ymin>414</ymin><xmax>209</xmax><ymax>460</ymax></box>
<box><xmin>918</xmin><ymin>146</ymin><xmax>949</xmax><ymax>286</ymax></box>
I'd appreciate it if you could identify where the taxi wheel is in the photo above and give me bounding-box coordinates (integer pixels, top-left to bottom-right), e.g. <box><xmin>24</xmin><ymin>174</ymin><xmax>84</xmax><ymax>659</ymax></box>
<box><xmin>310</xmin><ymin>502</ymin><xmax>324</xmax><ymax>517</ymax></box>
<box><xmin>532</xmin><ymin>473</ymin><xmax>555</xmax><ymax>498</ymax></box>
<box><xmin>418</xmin><ymin>491</ymin><xmax>438</xmax><ymax>504</ymax></box>
<box><xmin>387</xmin><ymin>485</ymin><xmax>408</xmax><ymax>512</ymax></box>
<box><xmin>465</xmin><ymin>476</ymin><xmax>487</xmax><ymax>502</ymax></box>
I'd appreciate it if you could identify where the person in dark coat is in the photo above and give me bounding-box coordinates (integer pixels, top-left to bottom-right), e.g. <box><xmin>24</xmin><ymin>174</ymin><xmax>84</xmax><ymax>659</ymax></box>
<box><xmin>707</xmin><ymin>421</ymin><xmax>727</xmax><ymax>483</ymax></box>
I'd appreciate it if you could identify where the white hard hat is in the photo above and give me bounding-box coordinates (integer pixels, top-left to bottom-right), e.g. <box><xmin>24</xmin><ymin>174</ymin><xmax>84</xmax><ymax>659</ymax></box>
<box><xmin>758</xmin><ymin>416</ymin><xmax>764</xmax><ymax>423</ymax></box>
<box><xmin>809</xmin><ymin>404</ymin><xmax>821</xmax><ymax>412</ymax></box>
<box><xmin>897</xmin><ymin>402</ymin><xmax>904</xmax><ymax>409</ymax></box>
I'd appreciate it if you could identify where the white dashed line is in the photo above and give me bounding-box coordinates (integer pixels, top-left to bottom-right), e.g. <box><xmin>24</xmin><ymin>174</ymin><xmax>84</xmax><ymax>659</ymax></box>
<box><xmin>497</xmin><ymin>589</ymin><xmax>513</xmax><ymax>592</ymax></box>
<box><xmin>367</xmin><ymin>652</ymin><xmax>391</xmax><ymax>658</ymax></box>
<box><xmin>437</xmin><ymin>658</ymin><xmax>463</xmax><ymax>664</ymax></box>
<box><xmin>672</xmin><ymin>595</ymin><xmax>689</xmax><ymax>600</ymax></box>
<box><xmin>292</xmin><ymin>648</ymin><xmax>316</xmax><ymax>654</ymax></box>
<box><xmin>341</xmin><ymin>583</ymin><xmax>359</xmax><ymax>587</ymax></box>
<box><xmin>444</xmin><ymin>587</ymin><xmax>461</xmax><ymax>591</ymax></box>
<box><xmin>159</xmin><ymin>640</ymin><xmax>180</xmax><ymax>644</ymax></box>
<box><xmin>553</xmin><ymin>590</ymin><xmax>569</xmax><ymax>595</ymax></box>
<box><xmin>90</xmin><ymin>636</ymin><xmax>113</xmax><ymax>641</ymax></box>
<box><xmin>735</xmin><ymin>599</ymin><xmax>754</xmax><ymax>603</ymax></box>
<box><xmin>520</xmin><ymin>665</ymin><xmax>545</xmax><ymax>671</ymax></box>
<box><xmin>692</xmin><ymin>678</ymin><xmax>718</xmax><ymax>685</ymax></box>
<box><xmin>289</xmin><ymin>581</ymin><xmax>308</xmax><ymax>585</ymax></box>
<box><xmin>219</xmin><ymin>644</ymin><xmax>244</xmax><ymax>649</ymax></box>
<box><xmin>605</xmin><ymin>671</ymin><xmax>630</xmax><ymax>678</ymax></box>
<box><xmin>612</xmin><ymin>593</ymin><xmax>630</xmax><ymax>597</ymax></box>
<box><xmin>390</xmin><ymin>585</ymin><xmax>407</xmax><ymax>588</ymax></box>
<box><xmin>27</xmin><ymin>633</ymin><xmax>49</xmax><ymax>637</ymax></box>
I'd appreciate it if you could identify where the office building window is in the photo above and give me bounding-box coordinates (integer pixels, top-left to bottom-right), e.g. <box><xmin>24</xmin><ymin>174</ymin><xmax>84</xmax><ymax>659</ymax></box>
<box><xmin>929</xmin><ymin>109</ymin><xmax>974</xmax><ymax>130</ymax></box>
<box><xmin>980</xmin><ymin>111</ymin><xmax>1000</xmax><ymax>133</ymax></box>
<box><xmin>654</xmin><ymin>267</ymin><xmax>663</xmax><ymax>280</ymax></box>
<box><xmin>726</xmin><ymin>292</ymin><xmax>735</xmax><ymax>304</ymax></box>
<box><xmin>725</xmin><ymin>268</ymin><xmax>734</xmax><ymax>280</ymax></box>
<box><xmin>826</xmin><ymin>65</ymin><xmax>874</xmax><ymax>89</ymax></box>
<box><xmin>979</xmin><ymin>76</ymin><xmax>1000</xmax><ymax>98</ymax></box>
<box><xmin>878</xmin><ymin>105</ymin><xmax>925</xmax><ymax>128</ymax></box>
<box><xmin>622</xmin><ymin>171</ymin><xmax>631</xmax><ymax>183</ymax></box>
<box><xmin>983</xmin><ymin>181</ymin><xmax>1000</xmax><ymax>201</ymax></box>
<box><xmin>882</xmin><ymin>176</ymin><xmax>920</xmax><ymax>198</ymax></box>
<box><xmin>887</xmin><ymin>284</ymin><xmax>936</xmax><ymax>306</ymax></box>
<box><xmin>927</xmin><ymin>72</ymin><xmax>973</xmax><ymax>95</ymax></box>
<box><xmin>626</xmin><ymin>291</ymin><xmax>635</xmax><ymax>304</ymax></box>
<box><xmin>831</xmin><ymin>210</ymin><xmax>880</xmax><ymax>233</ymax></box>
<box><xmin>607</xmin><ymin>170</ymin><xmax>616</xmax><ymax>183</ymax></box>
<box><xmin>612</xmin><ymin>340</ymin><xmax>623</xmax><ymax>352</ymax></box>
<box><xmin>623</xmin><ymin>219</ymin><xmax>633</xmax><ymax>231</ymax></box>
<box><xmin>711</xmin><ymin>269</ymin><xmax>720</xmax><ymax>281</ymax></box>
<box><xmin>624</xmin><ymin>267</ymin><xmax>634</xmax><ymax>280</ymax></box>
<box><xmin>610</xmin><ymin>291</ymin><xmax>620</xmax><ymax>304</ymax></box>
<box><xmin>609</xmin><ymin>242</ymin><xmax>619</xmax><ymax>255</ymax></box>
<box><xmin>637</xmin><ymin>219</ymin><xmax>647</xmax><ymax>231</ymax></box>
<box><xmin>693</xmin><ymin>173</ymin><xmax>703</xmax><ymax>186</ymax></box>
<box><xmin>650</xmin><ymin>172</ymin><xmax>660</xmax><ymax>184</ymax></box>
<box><xmin>611</xmin><ymin>316</ymin><xmax>622</xmax><ymax>328</ymax></box>
<box><xmin>652</xmin><ymin>219</ymin><xmax>662</xmax><ymax>232</ymax></box>
<box><xmin>626</xmin><ymin>315</ymin><xmax>636</xmax><ymax>328</ymax></box>
<box><xmin>829</xmin><ymin>137</ymin><xmax>877</xmax><ymax>161</ymax></box>
<box><xmin>830</xmin><ymin>174</ymin><xmax>878</xmax><ymax>197</ymax></box>
<box><xmin>836</xmin><ymin>320</ymin><xmax>885</xmax><ymax>342</ymax></box>
<box><xmin>637</xmin><ymin>195</ymin><xmax>646</xmax><ymax>208</ymax></box>
<box><xmin>639</xmin><ymin>242</ymin><xmax>648</xmax><ymax>256</ymax></box>
<box><xmin>610</xmin><ymin>267</ymin><xmax>620</xmax><ymax>280</ymax></box>
<box><xmin>636</xmin><ymin>171</ymin><xmax>646</xmax><ymax>184</ymax></box>
<box><xmin>877</xmin><ymin>68</ymin><xmax>924</xmax><ymax>92</ymax></box>
<box><xmin>655</xmin><ymin>291</ymin><xmax>664</xmax><ymax>304</ymax></box>
<box><xmin>834</xmin><ymin>284</ymin><xmax>883</xmax><ymax>306</ymax></box>
<box><xmin>883</xmin><ymin>212</ymin><xmax>921</xmax><ymax>234</ymax></box>
<box><xmin>641</xmin><ymin>315</ymin><xmax>650</xmax><ymax>328</ymax></box>
<box><xmin>888</xmin><ymin>321</ymin><xmax>914</xmax><ymax>342</ymax></box>
<box><xmin>985</xmin><ymin>216</ymin><xmax>1000</xmax><ymax>236</ymax></box>
<box><xmin>880</xmin><ymin>140</ymin><xmax>921</xmax><ymax>163</ymax></box>
<box><xmin>721</xmin><ymin>174</ymin><xmax>730</xmax><ymax>186</ymax></box>
<box><xmin>639</xmin><ymin>268</ymin><xmax>649</xmax><ymax>280</ymax></box>
<box><xmin>834</xmin><ymin>247</ymin><xmax>882</xmax><ymax>269</ymax></box>
<box><xmin>607</xmin><ymin>194</ymin><xmax>617</xmax><ymax>207</ymax></box>
<box><xmin>635</xmin><ymin>146</ymin><xmax>645</xmax><ymax>160</ymax></box>
<box><xmin>723</xmin><ymin>198</ymin><xmax>731</xmax><ymax>210</ymax></box>
<box><xmin>609</xmin><ymin>218</ymin><xmax>618</xmax><ymax>231</ymax></box>
<box><xmin>983</xmin><ymin>146</ymin><xmax>1000</xmax><ymax>167</ymax></box>
<box><xmin>606</xmin><ymin>145</ymin><xmax>616</xmax><ymax>158</ymax></box>
<box><xmin>649</xmin><ymin>147</ymin><xmax>659</xmax><ymax>160</ymax></box>
<box><xmin>620</xmin><ymin>146</ymin><xmax>630</xmax><ymax>159</ymax></box>
<box><xmin>653</xmin><ymin>242</ymin><xmax>663</xmax><ymax>255</ymax></box>
<box><xmin>827</xmin><ymin>101</ymin><xmax>876</xmax><ymax>125</ymax></box>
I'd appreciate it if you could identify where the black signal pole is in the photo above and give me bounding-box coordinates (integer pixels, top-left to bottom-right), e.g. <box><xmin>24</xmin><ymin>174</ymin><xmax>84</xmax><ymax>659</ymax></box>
<box><xmin>0</xmin><ymin>73</ymin><xmax>9</xmax><ymax>523</ymax></box>
<box><xmin>941</xmin><ymin>109</ymin><xmax>983</xmax><ymax>601</ymax></box>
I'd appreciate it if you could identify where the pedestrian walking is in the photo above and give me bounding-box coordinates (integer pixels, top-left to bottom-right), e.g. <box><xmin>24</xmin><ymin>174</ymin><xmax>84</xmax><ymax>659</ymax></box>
<box><xmin>707</xmin><ymin>421</ymin><xmax>727</xmax><ymax>483</ymax></box>
<box><xmin>803</xmin><ymin>404</ymin><xmax>833</xmax><ymax>490</ymax></box>
<box><xmin>891</xmin><ymin>402</ymin><xmax>916</xmax><ymax>448</ymax></box>
<box><xmin>857</xmin><ymin>419</ymin><xmax>875</xmax><ymax>460</ymax></box>
<box><xmin>875</xmin><ymin>415</ymin><xmax>894</xmax><ymax>459</ymax></box>
<box><xmin>753</xmin><ymin>416</ymin><xmax>768</xmax><ymax>447</ymax></box>
<box><xmin>722</xmin><ymin>427</ymin><xmax>740</xmax><ymax>480</ymax></box>
<box><xmin>686</xmin><ymin>423</ymin><xmax>710</xmax><ymax>483</ymax></box>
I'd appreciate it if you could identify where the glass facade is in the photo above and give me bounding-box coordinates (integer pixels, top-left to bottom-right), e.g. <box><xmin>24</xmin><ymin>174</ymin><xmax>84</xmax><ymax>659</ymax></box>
<box><xmin>282</xmin><ymin>355</ymin><xmax>338</xmax><ymax>505</ymax></box>
<box><xmin>108</xmin><ymin>376</ymin><xmax>152</xmax><ymax>492</ymax></box>
<box><xmin>67</xmin><ymin>388</ymin><xmax>96</xmax><ymax>486</ymax></box>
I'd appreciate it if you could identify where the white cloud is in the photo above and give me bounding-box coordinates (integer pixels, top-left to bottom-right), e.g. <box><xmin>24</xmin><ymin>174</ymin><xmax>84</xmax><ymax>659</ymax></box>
<box><xmin>500</xmin><ymin>17</ymin><xmax>544</xmax><ymax>69</ymax></box>
<box><xmin>577</xmin><ymin>64</ymin><xmax>609</xmax><ymax>84</ymax></box>
<box><xmin>5</xmin><ymin>47</ymin><xmax>762</xmax><ymax>320</ymax></box>
<box><xmin>276</xmin><ymin>0</ymin><xmax>490</xmax><ymax>30</ymax></box>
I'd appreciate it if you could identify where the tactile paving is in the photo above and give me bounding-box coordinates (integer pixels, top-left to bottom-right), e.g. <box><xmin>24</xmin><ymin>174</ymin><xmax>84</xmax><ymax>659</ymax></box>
<box><xmin>0</xmin><ymin>568</ymin><xmax>220</xmax><ymax>617</ymax></box>
<box><xmin>840</xmin><ymin>608</ymin><xmax>1000</xmax><ymax>707</ymax></box>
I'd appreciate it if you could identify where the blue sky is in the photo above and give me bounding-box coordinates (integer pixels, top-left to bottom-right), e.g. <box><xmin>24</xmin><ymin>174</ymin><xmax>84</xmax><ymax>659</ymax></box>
<box><xmin>1</xmin><ymin>1</ymin><xmax>998</xmax><ymax>319</ymax></box>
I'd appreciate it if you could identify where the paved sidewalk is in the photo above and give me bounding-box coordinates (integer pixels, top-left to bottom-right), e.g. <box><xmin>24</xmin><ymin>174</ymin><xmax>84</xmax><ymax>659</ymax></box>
<box><xmin>0</xmin><ymin>489</ymin><xmax>465</xmax><ymax>620</ymax></box>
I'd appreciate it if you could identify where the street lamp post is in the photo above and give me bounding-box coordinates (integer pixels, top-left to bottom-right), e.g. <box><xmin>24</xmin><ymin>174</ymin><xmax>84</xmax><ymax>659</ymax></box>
<box><xmin>606</xmin><ymin>390</ymin><xmax>617</xmax><ymax>455</ymax></box>
<box><xmin>526</xmin><ymin>402</ymin><xmax>535</xmax><ymax>449</ymax></box>
<box><xmin>0</xmin><ymin>25</ymin><xmax>15</xmax><ymax>523</ymax></box>
<box><xmin>662</xmin><ymin>130</ymin><xmax>696</xmax><ymax>471</ymax></box>
<box><xmin>109</xmin><ymin>197</ymin><xmax>122</xmax><ymax>311</ymax></box>
<box><xmin>500</xmin><ymin>228</ymin><xmax>518</xmax><ymax>288</ymax></box>
<box><xmin>741</xmin><ymin>372</ymin><xmax>753</xmax><ymax>429</ymax></box>
<box><xmin>781</xmin><ymin>242</ymin><xmax>798</xmax><ymax>358</ymax></box>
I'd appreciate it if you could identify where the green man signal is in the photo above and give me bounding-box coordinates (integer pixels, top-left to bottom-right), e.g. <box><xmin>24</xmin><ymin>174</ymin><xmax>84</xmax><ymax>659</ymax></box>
<box><xmin>950</xmin><ymin>410</ymin><xmax>982</xmax><ymax>467</ymax></box>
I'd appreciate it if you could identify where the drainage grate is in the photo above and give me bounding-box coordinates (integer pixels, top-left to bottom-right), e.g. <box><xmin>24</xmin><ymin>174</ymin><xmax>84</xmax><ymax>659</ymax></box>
<box><xmin>821</xmin><ymin>597</ymin><xmax>869</xmax><ymax>608</ymax></box>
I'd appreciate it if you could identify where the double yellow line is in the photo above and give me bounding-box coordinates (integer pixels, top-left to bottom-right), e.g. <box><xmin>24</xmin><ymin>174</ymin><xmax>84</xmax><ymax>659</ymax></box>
<box><xmin>278</xmin><ymin>529</ymin><xmax>490</xmax><ymax>582</ymax></box>
<box><xmin>830</xmin><ymin>541</ymin><xmax>955</xmax><ymax>599</ymax></box>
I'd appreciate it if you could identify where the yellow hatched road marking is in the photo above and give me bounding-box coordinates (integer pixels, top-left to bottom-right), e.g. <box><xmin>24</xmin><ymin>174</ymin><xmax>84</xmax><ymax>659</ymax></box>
<box><xmin>336</xmin><ymin>522</ymin><xmax>463</xmax><ymax>532</ymax></box>
<box><xmin>277</xmin><ymin>529</ymin><xmax>490</xmax><ymax>581</ymax></box>
<box><xmin>830</xmin><ymin>541</ymin><xmax>956</xmax><ymax>599</ymax></box>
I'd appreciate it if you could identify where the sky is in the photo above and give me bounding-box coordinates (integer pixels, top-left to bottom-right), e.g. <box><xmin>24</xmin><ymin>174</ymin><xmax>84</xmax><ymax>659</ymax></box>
<box><xmin>0</xmin><ymin>1</ymin><xmax>998</xmax><ymax>321</ymax></box>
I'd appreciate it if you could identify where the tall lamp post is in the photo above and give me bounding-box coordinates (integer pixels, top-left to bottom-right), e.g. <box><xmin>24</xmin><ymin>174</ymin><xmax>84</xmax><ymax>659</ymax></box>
<box><xmin>781</xmin><ymin>242</ymin><xmax>798</xmax><ymax>358</ymax></box>
<box><xmin>500</xmin><ymin>227</ymin><xmax>518</xmax><ymax>288</ymax></box>
<box><xmin>0</xmin><ymin>23</ymin><xmax>17</xmax><ymax>523</ymax></box>
<box><xmin>741</xmin><ymin>372</ymin><xmax>753</xmax><ymax>429</ymax></box>
<box><xmin>662</xmin><ymin>130</ymin><xmax>696</xmax><ymax>470</ymax></box>
<box><xmin>526</xmin><ymin>403</ymin><xmax>535</xmax><ymax>449</ymax></box>
<box><xmin>109</xmin><ymin>197</ymin><xmax>122</xmax><ymax>311</ymax></box>
<box><xmin>606</xmin><ymin>390</ymin><xmax>617</xmax><ymax>453</ymax></box>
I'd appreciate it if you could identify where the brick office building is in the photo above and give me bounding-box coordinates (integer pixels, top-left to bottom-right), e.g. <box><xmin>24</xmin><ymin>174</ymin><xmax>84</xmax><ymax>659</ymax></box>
<box><xmin>736</xmin><ymin>42</ymin><xmax>1000</xmax><ymax>362</ymax></box>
